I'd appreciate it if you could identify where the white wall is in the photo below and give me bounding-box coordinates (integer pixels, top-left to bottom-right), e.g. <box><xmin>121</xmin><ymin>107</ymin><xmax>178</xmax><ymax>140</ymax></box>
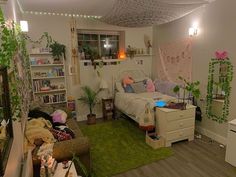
<box><xmin>23</xmin><ymin>14</ymin><xmax>153</xmax><ymax>120</ymax></box>
<box><xmin>153</xmin><ymin>0</ymin><xmax>236</xmax><ymax>144</ymax></box>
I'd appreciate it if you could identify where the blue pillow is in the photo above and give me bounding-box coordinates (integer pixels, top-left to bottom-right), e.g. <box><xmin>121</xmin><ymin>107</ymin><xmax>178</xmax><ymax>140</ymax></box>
<box><xmin>155</xmin><ymin>100</ymin><xmax>166</xmax><ymax>107</ymax></box>
<box><xmin>124</xmin><ymin>85</ymin><xmax>134</xmax><ymax>93</ymax></box>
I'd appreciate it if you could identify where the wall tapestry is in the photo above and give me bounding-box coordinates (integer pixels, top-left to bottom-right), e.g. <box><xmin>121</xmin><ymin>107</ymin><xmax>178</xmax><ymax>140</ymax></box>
<box><xmin>157</xmin><ymin>38</ymin><xmax>192</xmax><ymax>84</ymax></box>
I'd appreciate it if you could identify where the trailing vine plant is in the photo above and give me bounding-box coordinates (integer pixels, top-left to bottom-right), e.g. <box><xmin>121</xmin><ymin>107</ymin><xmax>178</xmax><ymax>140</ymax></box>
<box><xmin>0</xmin><ymin>8</ymin><xmax>31</xmax><ymax>121</ymax></box>
<box><xmin>206</xmin><ymin>51</ymin><xmax>233</xmax><ymax>123</ymax></box>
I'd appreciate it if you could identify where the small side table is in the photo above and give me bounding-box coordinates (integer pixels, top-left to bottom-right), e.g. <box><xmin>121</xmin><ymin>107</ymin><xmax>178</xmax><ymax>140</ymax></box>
<box><xmin>102</xmin><ymin>98</ymin><xmax>114</xmax><ymax>120</ymax></box>
<box><xmin>53</xmin><ymin>161</ymin><xmax>80</xmax><ymax>177</ymax></box>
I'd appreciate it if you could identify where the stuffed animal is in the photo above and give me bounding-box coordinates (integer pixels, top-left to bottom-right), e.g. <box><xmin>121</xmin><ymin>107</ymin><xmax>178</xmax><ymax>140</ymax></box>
<box><xmin>146</xmin><ymin>79</ymin><xmax>155</xmax><ymax>92</ymax></box>
<box><xmin>122</xmin><ymin>76</ymin><xmax>134</xmax><ymax>88</ymax></box>
<box><xmin>51</xmin><ymin>110</ymin><xmax>67</xmax><ymax>124</ymax></box>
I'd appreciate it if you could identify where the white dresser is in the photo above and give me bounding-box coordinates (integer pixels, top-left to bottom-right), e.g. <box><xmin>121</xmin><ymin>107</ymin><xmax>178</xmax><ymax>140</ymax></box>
<box><xmin>155</xmin><ymin>105</ymin><xmax>196</xmax><ymax>147</ymax></box>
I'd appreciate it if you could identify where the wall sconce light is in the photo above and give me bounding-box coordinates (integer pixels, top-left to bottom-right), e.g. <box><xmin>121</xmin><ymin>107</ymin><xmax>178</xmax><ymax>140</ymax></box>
<box><xmin>189</xmin><ymin>22</ymin><xmax>198</xmax><ymax>36</ymax></box>
<box><xmin>20</xmin><ymin>20</ymin><xmax>28</xmax><ymax>32</ymax></box>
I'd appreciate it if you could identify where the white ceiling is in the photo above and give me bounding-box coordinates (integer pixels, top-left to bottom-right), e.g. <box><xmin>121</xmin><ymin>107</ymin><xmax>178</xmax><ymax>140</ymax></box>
<box><xmin>18</xmin><ymin>0</ymin><xmax>214</xmax><ymax>27</ymax></box>
<box><xmin>18</xmin><ymin>0</ymin><xmax>115</xmax><ymax>16</ymax></box>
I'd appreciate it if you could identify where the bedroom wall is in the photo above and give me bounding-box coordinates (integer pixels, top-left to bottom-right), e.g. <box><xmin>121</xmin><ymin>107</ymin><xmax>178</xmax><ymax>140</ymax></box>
<box><xmin>23</xmin><ymin>13</ymin><xmax>153</xmax><ymax>120</ymax></box>
<box><xmin>153</xmin><ymin>0</ymin><xmax>236</xmax><ymax>144</ymax></box>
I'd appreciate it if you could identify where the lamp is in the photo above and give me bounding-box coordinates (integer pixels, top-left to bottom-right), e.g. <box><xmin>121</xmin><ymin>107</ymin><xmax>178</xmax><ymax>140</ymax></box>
<box><xmin>99</xmin><ymin>79</ymin><xmax>108</xmax><ymax>90</ymax></box>
<box><xmin>189</xmin><ymin>22</ymin><xmax>198</xmax><ymax>36</ymax></box>
<box><xmin>20</xmin><ymin>20</ymin><xmax>28</xmax><ymax>32</ymax></box>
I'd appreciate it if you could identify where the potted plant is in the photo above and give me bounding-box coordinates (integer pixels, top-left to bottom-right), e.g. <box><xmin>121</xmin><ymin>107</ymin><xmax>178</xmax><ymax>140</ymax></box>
<box><xmin>173</xmin><ymin>76</ymin><xmax>201</xmax><ymax>109</ymax></box>
<box><xmin>82</xmin><ymin>44</ymin><xmax>99</xmax><ymax>69</ymax></box>
<box><xmin>49</xmin><ymin>41</ymin><xmax>66</xmax><ymax>62</ymax></box>
<box><xmin>78</xmin><ymin>86</ymin><xmax>100</xmax><ymax>124</ymax></box>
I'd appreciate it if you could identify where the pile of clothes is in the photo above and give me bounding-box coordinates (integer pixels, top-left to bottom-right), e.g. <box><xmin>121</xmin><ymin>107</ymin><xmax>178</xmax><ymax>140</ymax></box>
<box><xmin>25</xmin><ymin>106</ymin><xmax>75</xmax><ymax>148</ymax></box>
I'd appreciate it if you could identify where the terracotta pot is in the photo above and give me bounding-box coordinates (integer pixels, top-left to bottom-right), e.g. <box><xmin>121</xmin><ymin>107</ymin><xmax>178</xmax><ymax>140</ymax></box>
<box><xmin>87</xmin><ymin>114</ymin><xmax>96</xmax><ymax>125</ymax></box>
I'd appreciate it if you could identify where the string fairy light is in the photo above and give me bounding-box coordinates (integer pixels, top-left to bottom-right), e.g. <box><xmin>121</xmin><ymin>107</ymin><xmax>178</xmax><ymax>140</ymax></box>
<box><xmin>23</xmin><ymin>11</ymin><xmax>101</xmax><ymax>19</ymax></box>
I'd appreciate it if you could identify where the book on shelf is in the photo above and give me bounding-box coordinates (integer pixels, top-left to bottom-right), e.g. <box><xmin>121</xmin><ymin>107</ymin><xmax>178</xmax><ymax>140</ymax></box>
<box><xmin>36</xmin><ymin>93</ymin><xmax>66</xmax><ymax>104</ymax></box>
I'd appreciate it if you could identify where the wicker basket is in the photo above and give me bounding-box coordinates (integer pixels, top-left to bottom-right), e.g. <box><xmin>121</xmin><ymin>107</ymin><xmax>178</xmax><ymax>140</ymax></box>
<box><xmin>145</xmin><ymin>132</ymin><xmax>165</xmax><ymax>149</ymax></box>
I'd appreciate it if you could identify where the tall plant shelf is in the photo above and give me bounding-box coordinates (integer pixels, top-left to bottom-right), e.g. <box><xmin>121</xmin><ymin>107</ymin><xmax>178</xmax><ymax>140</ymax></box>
<box><xmin>30</xmin><ymin>52</ymin><xmax>68</xmax><ymax>105</ymax></box>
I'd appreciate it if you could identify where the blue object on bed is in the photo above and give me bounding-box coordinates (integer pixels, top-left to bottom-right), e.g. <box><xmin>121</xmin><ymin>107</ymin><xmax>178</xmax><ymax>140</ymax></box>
<box><xmin>124</xmin><ymin>84</ymin><xmax>134</xmax><ymax>93</ymax></box>
<box><xmin>155</xmin><ymin>100</ymin><xmax>166</xmax><ymax>107</ymax></box>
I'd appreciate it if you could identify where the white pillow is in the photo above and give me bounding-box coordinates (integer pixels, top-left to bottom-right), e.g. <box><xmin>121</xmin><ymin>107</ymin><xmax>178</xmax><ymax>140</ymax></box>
<box><xmin>130</xmin><ymin>81</ymin><xmax>146</xmax><ymax>93</ymax></box>
<box><xmin>115</xmin><ymin>82</ymin><xmax>124</xmax><ymax>93</ymax></box>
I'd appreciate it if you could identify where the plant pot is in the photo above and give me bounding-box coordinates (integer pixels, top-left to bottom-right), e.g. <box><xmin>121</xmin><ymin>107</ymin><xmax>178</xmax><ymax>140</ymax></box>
<box><xmin>87</xmin><ymin>114</ymin><xmax>96</xmax><ymax>125</ymax></box>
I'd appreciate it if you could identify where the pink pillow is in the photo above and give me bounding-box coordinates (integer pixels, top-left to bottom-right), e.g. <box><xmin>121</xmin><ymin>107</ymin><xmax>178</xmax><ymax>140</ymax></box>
<box><xmin>122</xmin><ymin>76</ymin><xmax>134</xmax><ymax>87</ymax></box>
<box><xmin>146</xmin><ymin>79</ymin><xmax>155</xmax><ymax>92</ymax></box>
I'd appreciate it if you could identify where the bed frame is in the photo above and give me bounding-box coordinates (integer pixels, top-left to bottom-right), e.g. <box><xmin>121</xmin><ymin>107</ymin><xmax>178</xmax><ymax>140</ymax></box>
<box><xmin>112</xmin><ymin>69</ymin><xmax>150</xmax><ymax>122</ymax></box>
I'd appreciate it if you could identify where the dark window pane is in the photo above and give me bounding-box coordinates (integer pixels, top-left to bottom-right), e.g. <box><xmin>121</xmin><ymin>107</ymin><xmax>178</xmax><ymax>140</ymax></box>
<box><xmin>84</xmin><ymin>34</ymin><xmax>90</xmax><ymax>40</ymax></box>
<box><xmin>91</xmin><ymin>34</ymin><xmax>98</xmax><ymax>40</ymax></box>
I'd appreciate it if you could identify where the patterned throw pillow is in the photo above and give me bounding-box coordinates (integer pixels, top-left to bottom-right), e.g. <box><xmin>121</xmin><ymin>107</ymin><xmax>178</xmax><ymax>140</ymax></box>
<box><xmin>50</xmin><ymin>128</ymin><xmax>72</xmax><ymax>141</ymax></box>
<box><xmin>130</xmin><ymin>81</ymin><xmax>146</xmax><ymax>93</ymax></box>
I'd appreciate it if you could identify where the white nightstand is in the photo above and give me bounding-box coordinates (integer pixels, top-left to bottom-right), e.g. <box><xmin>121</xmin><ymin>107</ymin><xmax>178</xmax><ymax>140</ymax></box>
<box><xmin>53</xmin><ymin>161</ymin><xmax>81</xmax><ymax>177</ymax></box>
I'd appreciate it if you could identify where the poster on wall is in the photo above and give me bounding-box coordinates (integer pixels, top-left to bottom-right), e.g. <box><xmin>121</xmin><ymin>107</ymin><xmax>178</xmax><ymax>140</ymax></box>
<box><xmin>157</xmin><ymin>38</ymin><xmax>192</xmax><ymax>84</ymax></box>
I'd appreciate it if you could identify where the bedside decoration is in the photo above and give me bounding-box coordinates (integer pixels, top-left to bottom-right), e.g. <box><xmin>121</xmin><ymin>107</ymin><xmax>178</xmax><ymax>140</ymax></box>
<box><xmin>206</xmin><ymin>51</ymin><xmax>233</xmax><ymax>123</ymax></box>
<box><xmin>172</xmin><ymin>76</ymin><xmax>201</xmax><ymax>109</ymax></box>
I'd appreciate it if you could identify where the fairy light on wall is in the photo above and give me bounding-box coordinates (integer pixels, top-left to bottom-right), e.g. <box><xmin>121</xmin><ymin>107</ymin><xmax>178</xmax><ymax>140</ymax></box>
<box><xmin>23</xmin><ymin>11</ymin><xmax>102</xmax><ymax>19</ymax></box>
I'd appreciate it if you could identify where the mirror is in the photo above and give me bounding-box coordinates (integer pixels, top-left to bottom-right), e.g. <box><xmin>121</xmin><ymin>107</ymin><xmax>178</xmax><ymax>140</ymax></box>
<box><xmin>0</xmin><ymin>67</ymin><xmax>13</xmax><ymax>176</ymax></box>
<box><xmin>206</xmin><ymin>56</ymin><xmax>233</xmax><ymax>123</ymax></box>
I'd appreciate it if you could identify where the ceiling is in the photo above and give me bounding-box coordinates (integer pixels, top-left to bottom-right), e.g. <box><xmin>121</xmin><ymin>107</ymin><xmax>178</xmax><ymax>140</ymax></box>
<box><xmin>18</xmin><ymin>0</ymin><xmax>213</xmax><ymax>27</ymax></box>
<box><xmin>18</xmin><ymin>0</ymin><xmax>115</xmax><ymax>16</ymax></box>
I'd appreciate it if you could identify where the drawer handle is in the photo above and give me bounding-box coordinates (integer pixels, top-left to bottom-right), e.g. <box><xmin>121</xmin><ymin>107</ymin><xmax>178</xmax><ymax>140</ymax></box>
<box><xmin>179</xmin><ymin>115</ymin><xmax>184</xmax><ymax>117</ymax></box>
<box><xmin>179</xmin><ymin>123</ymin><xmax>183</xmax><ymax>127</ymax></box>
<box><xmin>179</xmin><ymin>132</ymin><xmax>183</xmax><ymax>136</ymax></box>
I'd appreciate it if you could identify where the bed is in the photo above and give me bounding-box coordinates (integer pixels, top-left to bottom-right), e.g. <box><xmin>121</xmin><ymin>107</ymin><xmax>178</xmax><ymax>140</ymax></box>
<box><xmin>113</xmin><ymin>69</ymin><xmax>177</xmax><ymax>126</ymax></box>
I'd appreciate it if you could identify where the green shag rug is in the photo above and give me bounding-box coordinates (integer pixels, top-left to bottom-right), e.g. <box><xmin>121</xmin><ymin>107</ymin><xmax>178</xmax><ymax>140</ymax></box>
<box><xmin>80</xmin><ymin>118</ymin><xmax>173</xmax><ymax>177</ymax></box>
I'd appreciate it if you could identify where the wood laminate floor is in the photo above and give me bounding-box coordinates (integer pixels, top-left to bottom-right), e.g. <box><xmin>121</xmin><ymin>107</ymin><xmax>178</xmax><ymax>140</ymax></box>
<box><xmin>113</xmin><ymin>135</ymin><xmax>236</xmax><ymax>177</ymax></box>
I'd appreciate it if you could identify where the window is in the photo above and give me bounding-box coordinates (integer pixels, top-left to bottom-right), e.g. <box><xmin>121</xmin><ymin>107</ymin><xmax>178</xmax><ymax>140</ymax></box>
<box><xmin>77</xmin><ymin>30</ymin><xmax>124</xmax><ymax>60</ymax></box>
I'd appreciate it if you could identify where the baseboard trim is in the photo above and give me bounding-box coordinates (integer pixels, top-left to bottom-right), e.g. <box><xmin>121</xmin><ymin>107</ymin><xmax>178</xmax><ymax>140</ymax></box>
<box><xmin>196</xmin><ymin>126</ymin><xmax>227</xmax><ymax>145</ymax></box>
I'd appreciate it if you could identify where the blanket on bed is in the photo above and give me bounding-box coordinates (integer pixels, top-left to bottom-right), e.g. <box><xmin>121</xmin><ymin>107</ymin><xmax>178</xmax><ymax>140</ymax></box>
<box><xmin>115</xmin><ymin>92</ymin><xmax>176</xmax><ymax>128</ymax></box>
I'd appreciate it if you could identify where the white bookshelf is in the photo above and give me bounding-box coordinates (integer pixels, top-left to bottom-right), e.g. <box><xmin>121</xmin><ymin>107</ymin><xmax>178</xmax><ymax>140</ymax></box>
<box><xmin>30</xmin><ymin>52</ymin><xmax>67</xmax><ymax>105</ymax></box>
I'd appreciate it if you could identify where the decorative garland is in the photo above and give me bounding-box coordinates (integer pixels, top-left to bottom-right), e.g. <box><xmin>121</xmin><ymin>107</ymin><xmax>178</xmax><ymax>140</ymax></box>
<box><xmin>206</xmin><ymin>51</ymin><xmax>233</xmax><ymax>123</ymax></box>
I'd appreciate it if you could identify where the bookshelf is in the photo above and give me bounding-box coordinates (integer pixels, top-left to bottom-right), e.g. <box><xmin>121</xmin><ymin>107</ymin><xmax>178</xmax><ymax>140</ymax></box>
<box><xmin>30</xmin><ymin>52</ymin><xmax>67</xmax><ymax>105</ymax></box>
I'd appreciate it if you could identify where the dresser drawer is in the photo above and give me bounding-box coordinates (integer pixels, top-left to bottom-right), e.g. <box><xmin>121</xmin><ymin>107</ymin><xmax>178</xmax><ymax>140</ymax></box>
<box><xmin>167</xmin><ymin>118</ymin><xmax>195</xmax><ymax>132</ymax></box>
<box><xmin>166</xmin><ymin>127</ymin><xmax>194</xmax><ymax>141</ymax></box>
<box><xmin>166</xmin><ymin>108</ymin><xmax>195</xmax><ymax>121</ymax></box>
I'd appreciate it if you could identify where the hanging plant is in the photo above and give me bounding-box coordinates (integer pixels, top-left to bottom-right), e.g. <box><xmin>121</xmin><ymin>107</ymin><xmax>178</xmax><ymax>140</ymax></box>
<box><xmin>0</xmin><ymin>8</ymin><xmax>31</xmax><ymax>121</ymax></box>
<box><xmin>206</xmin><ymin>51</ymin><xmax>233</xmax><ymax>123</ymax></box>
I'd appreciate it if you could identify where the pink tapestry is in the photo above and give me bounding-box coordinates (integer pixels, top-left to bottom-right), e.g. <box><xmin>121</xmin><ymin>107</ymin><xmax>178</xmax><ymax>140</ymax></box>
<box><xmin>157</xmin><ymin>38</ymin><xmax>192</xmax><ymax>84</ymax></box>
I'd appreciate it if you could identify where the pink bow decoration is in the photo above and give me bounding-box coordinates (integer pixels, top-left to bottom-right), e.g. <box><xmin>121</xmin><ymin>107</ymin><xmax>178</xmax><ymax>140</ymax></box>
<box><xmin>215</xmin><ymin>51</ymin><xmax>228</xmax><ymax>60</ymax></box>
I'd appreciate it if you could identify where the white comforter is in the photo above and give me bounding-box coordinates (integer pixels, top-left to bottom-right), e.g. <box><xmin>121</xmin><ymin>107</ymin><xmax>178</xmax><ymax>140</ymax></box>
<box><xmin>115</xmin><ymin>92</ymin><xmax>176</xmax><ymax>123</ymax></box>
